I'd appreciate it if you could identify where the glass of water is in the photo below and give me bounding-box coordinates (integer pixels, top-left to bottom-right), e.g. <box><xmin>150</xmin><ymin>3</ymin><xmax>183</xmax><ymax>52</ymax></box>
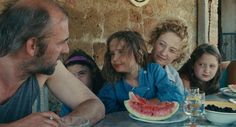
<box><xmin>183</xmin><ymin>88</ymin><xmax>205</xmax><ymax>125</ymax></box>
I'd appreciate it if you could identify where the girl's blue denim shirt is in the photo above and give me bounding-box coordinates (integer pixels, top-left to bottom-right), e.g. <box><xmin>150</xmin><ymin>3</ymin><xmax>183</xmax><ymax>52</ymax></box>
<box><xmin>98</xmin><ymin>63</ymin><xmax>184</xmax><ymax>114</ymax></box>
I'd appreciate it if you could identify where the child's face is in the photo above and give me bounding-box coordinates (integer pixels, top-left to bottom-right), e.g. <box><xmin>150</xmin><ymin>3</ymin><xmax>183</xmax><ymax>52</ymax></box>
<box><xmin>152</xmin><ymin>32</ymin><xmax>182</xmax><ymax>66</ymax></box>
<box><xmin>67</xmin><ymin>64</ymin><xmax>93</xmax><ymax>90</ymax></box>
<box><xmin>109</xmin><ymin>39</ymin><xmax>137</xmax><ymax>73</ymax></box>
<box><xmin>193</xmin><ymin>53</ymin><xmax>219</xmax><ymax>82</ymax></box>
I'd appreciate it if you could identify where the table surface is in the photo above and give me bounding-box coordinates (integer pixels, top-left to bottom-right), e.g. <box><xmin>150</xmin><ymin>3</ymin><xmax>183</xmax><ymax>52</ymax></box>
<box><xmin>94</xmin><ymin>93</ymin><xmax>236</xmax><ymax>127</ymax></box>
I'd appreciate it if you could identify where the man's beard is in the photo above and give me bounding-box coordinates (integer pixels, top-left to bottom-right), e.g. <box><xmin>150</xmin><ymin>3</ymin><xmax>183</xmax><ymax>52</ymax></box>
<box><xmin>24</xmin><ymin>56</ymin><xmax>57</xmax><ymax>76</ymax></box>
<box><xmin>35</xmin><ymin>61</ymin><xmax>56</xmax><ymax>75</ymax></box>
<box><xmin>32</xmin><ymin>40</ymin><xmax>56</xmax><ymax>75</ymax></box>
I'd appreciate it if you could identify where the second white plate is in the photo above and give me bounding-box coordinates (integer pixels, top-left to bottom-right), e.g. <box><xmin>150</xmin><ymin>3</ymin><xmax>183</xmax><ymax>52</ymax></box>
<box><xmin>221</xmin><ymin>87</ymin><xmax>236</xmax><ymax>98</ymax></box>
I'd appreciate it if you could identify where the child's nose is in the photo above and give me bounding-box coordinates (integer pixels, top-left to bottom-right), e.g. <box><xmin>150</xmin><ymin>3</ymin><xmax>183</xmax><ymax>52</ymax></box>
<box><xmin>112</xmin><ymin>54</ymin><xmax>120</xmax><ymax>62</ymax></box>
<box><xmin>204</xmin><ymin>66</ymin><xmax>210</xmax><ymax>73</ymax></box>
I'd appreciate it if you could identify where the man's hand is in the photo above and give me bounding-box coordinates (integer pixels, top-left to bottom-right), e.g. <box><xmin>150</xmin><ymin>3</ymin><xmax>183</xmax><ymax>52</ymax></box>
<box><xmin>0</xmin><ymin>112</ymin><xmax>61</xmax><ymax>127</ymax></box>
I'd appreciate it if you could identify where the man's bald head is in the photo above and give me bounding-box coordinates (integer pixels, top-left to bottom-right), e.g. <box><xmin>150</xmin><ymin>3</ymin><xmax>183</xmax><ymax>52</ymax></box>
<box><xmin>0</xmin><ymin>0</ymin><xmax>68</xmax><ymax>56</ymax></box>
<box><xmin>14</xmin><ymin>0</ymin><xmax>68</xmax><ymax>19</ymax></box>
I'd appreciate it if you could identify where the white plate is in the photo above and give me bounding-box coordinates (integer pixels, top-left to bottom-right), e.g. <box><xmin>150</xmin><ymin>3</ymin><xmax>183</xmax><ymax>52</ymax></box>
<box><xmin>220</xmin><ymin>87</ymin><xmax>236</xmax><ymax>98</ymax></box>
<box><xmin>129</xmin><ymin>110</ymin><xmax>187</xmax><ymax>124</ymax></box>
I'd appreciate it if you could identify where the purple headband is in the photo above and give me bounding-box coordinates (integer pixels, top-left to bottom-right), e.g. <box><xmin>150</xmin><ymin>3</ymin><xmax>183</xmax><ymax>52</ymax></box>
<box><xmin>65</xmin><ymin>56</ymin><xmax>90</xmax><ymax>65</ymax></box>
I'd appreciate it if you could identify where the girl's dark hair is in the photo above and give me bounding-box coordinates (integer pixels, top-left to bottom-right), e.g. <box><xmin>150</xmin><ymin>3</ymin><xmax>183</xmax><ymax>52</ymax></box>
<box><xmin>102</xmin><ymin>30</ymin><xmax>148</xmax><ymax>83</ymax></box>
<box><xmin>65</xmin><ymin>49</ymin><xmax>104</xmax><ymax>94</ymax></box>
<box><xmin>179</xmin><ymin>44</ymin><xmax>222</xmax><ymax>94</ymax></box>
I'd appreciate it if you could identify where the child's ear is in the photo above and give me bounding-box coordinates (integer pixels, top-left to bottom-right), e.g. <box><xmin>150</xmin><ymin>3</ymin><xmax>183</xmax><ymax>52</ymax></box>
<box><xmin>25</xmin><ymin>37</ymin><xmax>37</xmax><ymax>56</ymax></box>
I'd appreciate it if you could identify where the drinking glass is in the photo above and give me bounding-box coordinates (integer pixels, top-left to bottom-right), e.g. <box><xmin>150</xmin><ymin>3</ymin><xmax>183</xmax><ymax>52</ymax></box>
<box><xmin>198</xmin><ymin>91</ymin><xmax>205</xmax><ymax>116</ymax></box>
<box><xmin>183</xmin><ymin>88</ymin><xmax>205</xmax><ymax>126</ymax></box>
<box><xmin>60</xmin><ymin>116</ymin><xmax>90</xmax><ymax>127</ymax></box>
<box><xmin>185</xmin><ymin>87</ymin><xmax>199</xmax><ymax>97</ymax></box>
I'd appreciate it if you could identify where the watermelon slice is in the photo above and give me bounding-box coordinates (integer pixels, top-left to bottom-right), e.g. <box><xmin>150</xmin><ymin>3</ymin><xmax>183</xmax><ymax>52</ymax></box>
<box><xmin>128</xmin><ymin>92</ymin><xmax>147</xmax><ymax>105</ymax></box>
<box><xmin>124</xmin><ymin>92</ymin><xmax>179</xmax><ymax>121</ymax></box>
<box><xmin>228</xmin><ymin>84</ymin><xmax>236</xmax><ymax>93</ymax></box>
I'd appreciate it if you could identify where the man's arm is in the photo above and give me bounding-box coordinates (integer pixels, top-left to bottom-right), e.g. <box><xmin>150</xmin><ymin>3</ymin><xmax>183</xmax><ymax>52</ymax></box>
<box><xmin>0</xmin><ymin>112</ymin><xmax>61</xmax><ymax>127</ymax></box>
<box><xmin>46</xmin><ymin>61</ymin><xmax>105</xmax><ymax>125</ymax></box>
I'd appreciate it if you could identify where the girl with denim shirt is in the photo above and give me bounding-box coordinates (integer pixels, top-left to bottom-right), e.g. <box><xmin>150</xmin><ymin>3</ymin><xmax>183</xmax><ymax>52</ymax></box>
<box><xmin>98</xmin><ymin>31</ymin><xmax>183</xmax><ymax>114</ymax></box>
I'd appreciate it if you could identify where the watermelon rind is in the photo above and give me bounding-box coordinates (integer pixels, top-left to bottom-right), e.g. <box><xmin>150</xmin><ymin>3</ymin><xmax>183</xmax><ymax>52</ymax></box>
<box><xmin>124</xmin><ymin>100</ymin><xmax>179</xmax><ymax>121</ymax></box>
<box><xmin>128</xmin><ymin>92</ymin><xmax>146</xmax><ymax>104</ymax></box>
<box><xmin>129</xmin><ymin>92</ymin><xmax>135</xmax><ymax>99</ymax></box>
<box><xmin>229</xmin><ymin>84</ymin><xmax>236</xmax><ymax>93</ymax></box>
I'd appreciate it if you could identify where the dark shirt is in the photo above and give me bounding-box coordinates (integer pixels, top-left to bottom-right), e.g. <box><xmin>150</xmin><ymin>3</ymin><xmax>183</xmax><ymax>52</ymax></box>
<box><xmin>0</xmin><ymin>75</ymin><xmax>40</xmax><ymax>123</ymax></box>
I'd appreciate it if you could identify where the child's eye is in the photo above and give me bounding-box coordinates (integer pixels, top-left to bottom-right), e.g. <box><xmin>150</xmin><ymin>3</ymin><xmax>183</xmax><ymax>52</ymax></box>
<box><xmin>210</xmin><ymin>64</ymin><xmax>216</xmax><ymax>68</ymax></box>
<box><xmin>118</xmin><ymin>50</ymin><xmax>123</xmax><ymax>54</ymax></box>
<box><xmin>119</xmin><ymin>49</ymin><xmax>129</xmax><ymax>56</ymax></box>
<box><xmin>158</xmin><ymin>42</ymin><xmax>165</xmax><ymax>46</ymax></box>
<box><xmin>78</xmin><ymin>71</ymin><xmax>86</xmax><ymax>75</ymax></box>
<box><xmin>76</xmin><ymin>70</ymin><xmax>89</xmax><ymax>77</ymax></box>
<box><xmin>199</xmin><ymin>63</ymin><xmax>206</xmax><ymax>67</ymax></box>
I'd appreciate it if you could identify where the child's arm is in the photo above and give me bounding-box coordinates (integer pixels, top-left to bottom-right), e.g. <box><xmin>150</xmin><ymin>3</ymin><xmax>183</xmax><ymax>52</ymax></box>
<box><xmin>98</xmin><ymin>84</ymin><xmax>119</xmax><ymax>114</ymax></box>
<box><xmin>152</xmin><ymin>64</ymin><xmax>184</xmax><ymax>103</ymax></box>
<box><xmin>157</xmin><ymin>80</ymin><xmax>184</xmax><ymax>103</ymax></box>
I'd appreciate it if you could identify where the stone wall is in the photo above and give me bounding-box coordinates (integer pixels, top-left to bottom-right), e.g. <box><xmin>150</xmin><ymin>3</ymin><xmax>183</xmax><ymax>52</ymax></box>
<box><xmin>209</xmin><ymin>0</ymin><xmax>218</xmax><ymax>45</ymax></box>
<box><xmin>0</xmin><ymin>0</ymin><xmax>219</xmax><ymax>68</ymax></box>
<box><xmin>58</xmin><ymin>0</ymin><xmax>198</xmax><ymax>67</ymax></box>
